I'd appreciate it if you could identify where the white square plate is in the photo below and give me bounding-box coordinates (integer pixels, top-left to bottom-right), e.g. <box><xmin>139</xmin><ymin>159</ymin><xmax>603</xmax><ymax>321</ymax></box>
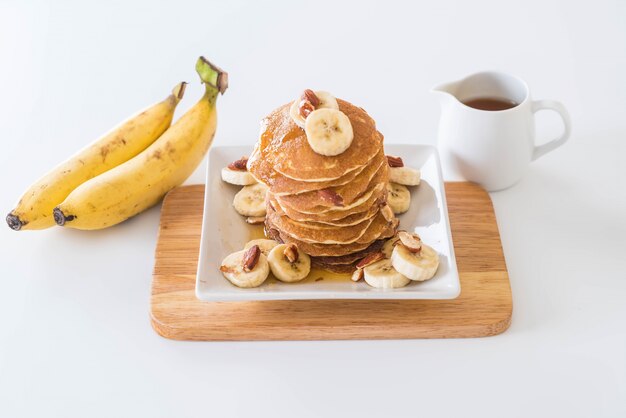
<box><xmin>196</xmin><ymin>144</ymin><xmax>460</xmax><ymax>301</ymax></box>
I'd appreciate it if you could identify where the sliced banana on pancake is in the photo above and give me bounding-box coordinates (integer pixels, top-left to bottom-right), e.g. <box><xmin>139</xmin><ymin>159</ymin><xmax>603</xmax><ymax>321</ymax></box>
<box><xmin>313</xmin><ymin>91</ymin><xmax>339</xmax><ymax>110</ymax></box>
<box><xmin>289</xmin><ymin>100</ymin><xmax>306</xmax><ymax>129</ymax></box>
<box><xmin>244</xmin><ymin>238</ymin><xmax>278</xmax><ymax>256</ymax></box>
<box><xmin>390</xmin><ymin>232</ymin><xmax>439</xmax><ymax>281</ymax></box>
<box><xmin>386</xmin><ymin>182</ymin><xmax>411</xmax><ymax>214</ymax></box>
<box><xmin>267</xmin><ymin>243</ymin><xmax>311</xmax><ymax>283</ymax></box>
<box><xmin>289</xmin><ymin>90</ymin><xmax>339</xmax><ymax>128</ymax></box>
<box><xmin>305</xmin><ymin>108</ymin><xmax>354</xmax><ymax>156</ymax></box>
<box><xmin>220</xmin><ymin>246</ymin><xmax>270</xmax><ymax>288</ymax></box>
<box><xmin>389</xmin><ymin>166</ymin><xmax>421</xmax><ymax>186</ymax></box>
<box><xmin>363</xmin><ymin>259</ymin><xmax>410</xmax><ymax>289</ymax></box>
<box><xmin>233</xmin><ymin>183</ymin><xmax>268</xmax><ymax>217</ymax></box>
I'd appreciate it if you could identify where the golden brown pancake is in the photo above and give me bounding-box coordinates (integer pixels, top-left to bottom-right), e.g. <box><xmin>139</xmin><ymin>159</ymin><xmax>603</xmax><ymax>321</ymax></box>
<box><xmin>266</xmin><ymin>225</ymin><xmax>391</xmax><ymax>257</ymax></box>
<box><xmin>248</xmin><ymin>99</ymin><xmax>382</xmax><ymax>182</ymax></box>
<box><xmin>268</xmin><ymin>185</ymin><xmax>387</xmax><ymax>222</ymax></box>
<box><xmin>267</xmin><ymin>206</ymin><xmax>397</xmax><ymax>245</ymax></box>
<box><xmin>266</xmin><ymin>205</ymin><xmax>374</xmax><ymax>244</ymax></box>
<box><xmin>274</xmin><ymin>153</ymin><xmax>388</xmax><ymax>210</ymax></box>
<box><xmin>266</xmin><ymin>225</ymin><xmax>371</xmax><ymax>256</ymax></box>
<box><xmin>274</xmin><ymin>180</ymin><xmax>386</xmax><ymax>216</ymax></box>
<box><xmin>312</xmin><ymin>240</ymin><xmax>386</xmax><ymax>266</ymax></box>
<box><xmin>270</xmin><ymin>198</ymin><xmax>381</xmax><ymax>227</ymax></box>
<box><xmin>249</xmin><ymin>146</ymin><xmax>380</xmax><ymax>196</ymax></box>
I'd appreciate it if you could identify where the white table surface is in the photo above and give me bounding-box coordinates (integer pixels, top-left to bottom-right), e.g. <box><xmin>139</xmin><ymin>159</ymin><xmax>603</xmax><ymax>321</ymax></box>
<box><xmin>1</xmin><ymin>1</ymin><xmax>625</xmax><ymax>417</ymax></box>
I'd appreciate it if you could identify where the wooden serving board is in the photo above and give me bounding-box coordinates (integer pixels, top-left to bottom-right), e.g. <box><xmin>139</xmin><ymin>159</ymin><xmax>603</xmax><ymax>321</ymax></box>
<box><xmin>151</xmin><ymin>183</ymin><xmax>511</xmax><ymax>341</ymax></box>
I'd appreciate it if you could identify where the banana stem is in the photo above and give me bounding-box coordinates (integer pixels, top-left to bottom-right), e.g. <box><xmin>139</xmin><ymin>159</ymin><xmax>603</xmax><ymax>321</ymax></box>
<box><xmin>171</xmin><ymin>81</ymin><xmax>187</xmax><ymax>103</ymax></box>
<box><xmin>196</xmin><ymin>57</ymin><xmax>228</xmax><ymax>103</ymax></box>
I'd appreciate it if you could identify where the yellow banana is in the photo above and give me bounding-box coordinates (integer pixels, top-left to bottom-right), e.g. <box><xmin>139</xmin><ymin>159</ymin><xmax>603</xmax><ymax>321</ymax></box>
<box><xmin>6</xmin><ymin>82</ymin><xmax>187</xmax><ymax>231</ymax></box>
<box><xmin>53</xmin><ymin>57</ymin><xmax>228</xmax><ymax>230</ymax></box>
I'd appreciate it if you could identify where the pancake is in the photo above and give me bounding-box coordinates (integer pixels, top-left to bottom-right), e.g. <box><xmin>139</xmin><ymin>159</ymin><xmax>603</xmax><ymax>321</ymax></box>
<box><xmin>269</xmin><ymin>185</ymin><xmax>386</xmax><ymax>222</ymax></box>
<box><xmin>270</xmin><ymin>198</ymin><xmax>381</xmax><ymax>227</ymax></box>
<box><xmin>249</xmin><ymin>146</ymin><xmax>380</xmax><ymax>196</ymax></box>
<box><xmin>266</xmin><ymin>226</ymin><xmax>391</xmax><ymax>257</ymax></box>
<box><xmin>266</xmin><ymin>204</ymin><xmax>375</xmax><ymax>244</ymax></box>
<box><xmin>267</xmin><ymin>206</ymin><xmax>397</xmax><ymax>245</ymax></box>
<box><xmin>310</xmin><ymin>260</ymin><xmax>356</xmax><ymax>274</ymax></box>
<box><xmin>266</xmin><ymin>220</ymin><xmax>396</xmax><ymax>257</ymax></box>
<box><xmin>274</xmin><ymin>180</ymin><xmax>386</xmax><ymax>216</ymax></box>
<box><xmin>274</xmin><ymin>153</ymin><xmax>388</xmax><ymax>210</ymax></box>
<box><xmin>312</xmin><ymin>239</ymin><xmax>386</xmax><ymax>266</ymax></box>
<box><xmin>247</xmin><ymin>99</ymin><xmax>382</xmax><ymax>182</ymax></box>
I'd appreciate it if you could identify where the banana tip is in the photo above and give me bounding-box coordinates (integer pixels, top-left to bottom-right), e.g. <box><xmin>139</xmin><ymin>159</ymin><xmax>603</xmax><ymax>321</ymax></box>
<box><xmin>53</xmin><ymin>207</ymin><xmax>74</xmax><ymax>226</ymax></box>
<box><xmin>6</xmin><ymin>213</ymin><xmax>23</xmax><ymax>231</ymax></box>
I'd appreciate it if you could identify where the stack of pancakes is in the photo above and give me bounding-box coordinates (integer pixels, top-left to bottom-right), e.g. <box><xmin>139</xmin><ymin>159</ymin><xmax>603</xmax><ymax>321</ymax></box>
<box><xmin>248</xmin><ymin>98</ymin><xmax>398</xmax><ymax>273</ymax></box>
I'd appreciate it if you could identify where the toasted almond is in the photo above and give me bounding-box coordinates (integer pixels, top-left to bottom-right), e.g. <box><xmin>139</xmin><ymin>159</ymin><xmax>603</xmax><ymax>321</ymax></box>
<box><xmin>228</xmin><ymin>156</ymin><xmax>248</xmax><ymax>171</ymax></box>
<box><xmin>283</xmin><ymin>243</ymin><xmax>299</xmax><ymax>263</ymax></box>
<box><xmin>318</xmin><ymin>188</ymin><xmax>344</xmax><ymax>206</ymax></box>
<box><xmin>356</xmin><ymin>251</ymin><xmax>385</xmax><ymax>269</ymax></box>
<box><xmin>398</xmin><ymin>231</ymin><xmax>422</xmax><ymax>253</ymax></box>
<box><xmin>245</xmin><ymin>216</ymin><xmax>265</xmax><ymax>225</ymax></box>
<box><xmin>219</xmin><ymin>265</ymin><xmax>236</xmax><ymax>274</ymax></box>
<box><xmin>301</xmin><ymin>89</ymin><xmax>320</xmax><ymax>107</ymax></box>
<box><xmin>242</xmin><ymin>245</ymin><xmax>261</xmax><ymax>272</ymax></box>
<box><xmin>386</xmin><ymin>155</ymin><xmax>404</xmax><ymax>168</ymax></box>
<box><xmin>298</xmin><ymin>100</ymin><xmax>315</xmax><ymax>118</ymax></box>
<box><xmin>381</xmin><ymin>204</ymin><xmax>395</xmax><ymax>222</ymax></box>
<box><xmin>351</xmin><ymin>268</ymin><xmax>364</xmax><ymax>282</ymax></box>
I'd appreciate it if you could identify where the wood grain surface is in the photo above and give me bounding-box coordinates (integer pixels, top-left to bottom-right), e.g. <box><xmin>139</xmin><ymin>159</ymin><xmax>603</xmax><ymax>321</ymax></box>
<box><xmin>151</xmin><ymin>183</ymin><xmax>512</xmax><ymax>341</ymax></box>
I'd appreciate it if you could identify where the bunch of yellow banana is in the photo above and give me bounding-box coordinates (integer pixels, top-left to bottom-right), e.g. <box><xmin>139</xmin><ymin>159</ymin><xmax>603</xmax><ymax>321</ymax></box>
<box><xmin>7</xmin><ymin>57</ymin><xmax>227</xmax><ymax>231</ymax></box>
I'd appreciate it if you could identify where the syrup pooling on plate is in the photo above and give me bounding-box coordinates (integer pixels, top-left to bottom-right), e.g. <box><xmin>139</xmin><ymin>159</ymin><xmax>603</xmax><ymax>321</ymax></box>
<box><xmin>220</xmin><ymin>90</ymin><xmax>438</xmax><ymax>289</ymax></box>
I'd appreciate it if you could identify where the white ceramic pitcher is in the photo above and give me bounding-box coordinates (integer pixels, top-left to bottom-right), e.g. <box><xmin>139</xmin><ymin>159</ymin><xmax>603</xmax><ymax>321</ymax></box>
<box><xmin>433</xmin><ymin>71</ymin><xmax>571</xmax><ymax>191</ymax></box>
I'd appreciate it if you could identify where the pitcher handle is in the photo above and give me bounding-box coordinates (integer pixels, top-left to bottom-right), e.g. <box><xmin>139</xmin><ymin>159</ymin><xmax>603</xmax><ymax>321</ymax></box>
<box><xmin>531</xmin><ymin>99</ymin><xmax>572</xmax><ymax>161</ymax></box>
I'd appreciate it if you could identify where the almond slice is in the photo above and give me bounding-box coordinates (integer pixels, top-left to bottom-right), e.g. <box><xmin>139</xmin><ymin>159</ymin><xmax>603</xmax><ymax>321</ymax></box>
<box><xmin>245</xmin><ymin>216</ymin><xmax>265</xmax><ymax>225</ymax></box>
<box><xmin>355</xmin><ymin>251</ymin><xmax>385</xmax><ymax>269</ymax></box>
<box><xmin>301</xmin><ymin>89</ymin><xmax>320</xmax><ymax>107</ymax></box>
<box><xmin>283</xmin><ymin>243</ymin><xmax>299</xmax><ymax>263</ymax></box>
<box><xmin>228</xmin><ymin>156</ymin><xmax>248</xmax><ymax>171</ymax></box>
<box><xmin>386</xmin><ymin>155</ymin><xmax>404</xmax><ymax>168</ymax></box>
<box><xmin>381</xmin><ymin>204</ymin><xmax>395</xmax><ymax>222</ymax></box>
<box><xmin>242</xmin><ymin>245</ymin><xmax>261</xmax><ymax>272</ymax></box>
<box><xmin>397</xmin><ymin>231</ymin><xmax>422</xmax><ymax>254</ymax></box>
<box><xmin>298</xmin><ymin>100</ymin><xmax>315</xmax><ymax>118</ymax></box>
<box><xmin>351</xmin><ymin>268</ymin><xmax>364</xmax><ymax>282</ymax></box>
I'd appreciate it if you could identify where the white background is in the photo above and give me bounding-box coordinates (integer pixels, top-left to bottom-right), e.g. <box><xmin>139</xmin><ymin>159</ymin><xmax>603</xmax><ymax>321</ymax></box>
<box><xmin>1</xmin><ymin>0</ymin><xmax>625</xmax><ymax>417</ymax></box>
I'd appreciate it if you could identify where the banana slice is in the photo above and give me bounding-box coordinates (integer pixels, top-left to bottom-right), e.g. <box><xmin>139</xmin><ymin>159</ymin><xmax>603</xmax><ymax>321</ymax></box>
<box><xmin>289</xmin><ymin>100</ymin><xmax>307</xmax><ymax>129</ymax></box>
<box><xmin>244</xmin><ymin>238</ymin><xmax>278</xmax><ymax>256</ymax></box>
<box><xmin>386</xmin><ymin>182</ymin><xmax>411</xmax><ymax>214</ymax></box>
<box><xmin>220</xmin><ymin>248</ymin><xmax>270</xmax><ymax>288</ymax></box>
<box><xmin>305</xmin><ymin>108</ymin><xmax>354</xmax><ymax>156</ymax></box>
<box><xmin>391</xmin><ymin>243</ymin><xmax>439</xmax><ymax>282</ymax></box>
<box><xmin>289</xmin><ymin>91</ymin><xmax>339</xmax><ymax>128</ymax></box>
<box><xmin>314</xmin><ymin>91</ymin><xmax>339</xmax><ymax>110</ymax></box>
<box><xmin>233</xmin><ymin>183</ymin><xmax>268</xmax><ymax>217</ymax></box>
<box><xmin>267</xmin><ymin>244</ymin><xmax>311</xmax><ymax>283</ymax></box>
<box><xmin>221</xmin><ymin>167</ymin><xmax>257</xmax><ymax>186</ymax></box>
<box><xmin>389</xmin><ymin>166</ymin><xmax>421</xmax><ymax>186</ymax></box>
<box><xmin>382</xmin><ymin>236</ymin><xmax>400</xmax><ymax>257</ymax></box>
<box><xmin>363</xmin><ymin>259</ymin><xmax>411</xmax><ymax>289</ymax></box>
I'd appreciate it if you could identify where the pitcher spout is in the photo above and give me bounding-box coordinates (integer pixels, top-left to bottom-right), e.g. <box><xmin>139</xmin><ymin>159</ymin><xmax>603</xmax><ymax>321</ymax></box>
<box><xmin>431</xmin><ymin>80</ymin><xmax>460</xmax><ymax>107</ymax></box>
